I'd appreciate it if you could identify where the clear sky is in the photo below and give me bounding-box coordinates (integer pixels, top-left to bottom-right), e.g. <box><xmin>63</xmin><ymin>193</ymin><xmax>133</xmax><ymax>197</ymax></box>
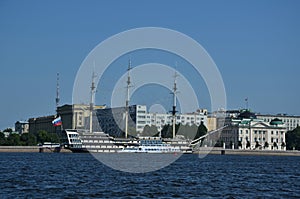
<box><xmin>0</xmin><ymin>0</ymin><xmax>299</xmax><ymax>130</ymax></box>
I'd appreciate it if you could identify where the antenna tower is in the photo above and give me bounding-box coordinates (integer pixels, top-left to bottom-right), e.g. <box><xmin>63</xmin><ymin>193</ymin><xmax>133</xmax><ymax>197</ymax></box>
<box><xmin>56</xmin><ymin>73</ymin><xmax>60</xmax><ymax>112</ymax></box>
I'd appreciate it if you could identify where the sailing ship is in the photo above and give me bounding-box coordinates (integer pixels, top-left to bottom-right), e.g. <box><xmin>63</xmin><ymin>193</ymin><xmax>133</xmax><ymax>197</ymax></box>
<box><xmin>62</xmin><ymin>61</ymin><xmax>205</xmax><ymax>153</ymax></box>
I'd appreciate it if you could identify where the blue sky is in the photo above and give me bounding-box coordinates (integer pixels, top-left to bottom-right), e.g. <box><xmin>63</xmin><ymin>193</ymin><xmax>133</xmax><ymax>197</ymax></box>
<box><xmin>0</xmin><ymin>0</ymin><xmax>299</xmax><ymax>130</ymax></box>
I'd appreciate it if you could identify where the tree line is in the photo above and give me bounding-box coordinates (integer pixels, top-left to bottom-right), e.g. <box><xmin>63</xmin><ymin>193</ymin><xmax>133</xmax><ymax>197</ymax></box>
<box><xmin>141</xmin><ymin>121</ymin><xmax>208</xmax><ymax>140</ymax></box>
<box><xmin>286</xmin><ymin>126</ymin><xmax>300</xmax><ymax>150</ymax></box>
<box><xmin>0</xmin><ymin>129</ymin><xmax>59</xmax><ymax>146</ymax></box>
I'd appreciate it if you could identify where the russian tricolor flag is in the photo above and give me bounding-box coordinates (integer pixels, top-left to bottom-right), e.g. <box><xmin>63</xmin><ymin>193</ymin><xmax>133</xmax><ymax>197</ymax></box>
<box><xmin>52</xmin><ymin>116</ymin><xmax>62</xmax><ymax>126</ymax></box>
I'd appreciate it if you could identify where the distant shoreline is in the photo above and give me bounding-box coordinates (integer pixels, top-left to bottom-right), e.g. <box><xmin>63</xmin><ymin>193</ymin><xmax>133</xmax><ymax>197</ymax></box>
<box><xmin>0</xmin><ymin>146</ymin><xmax>72</xmax><ymax>153</ymax></box>
<box><xmin>0</xmin><ymin>146</ymin><xmax>299</xmax><ymax>156</ymax></box>
<box><xmin>196</xmin><ymin>147</ymin><xmax>300</xmax><ymax>156</ymax></box>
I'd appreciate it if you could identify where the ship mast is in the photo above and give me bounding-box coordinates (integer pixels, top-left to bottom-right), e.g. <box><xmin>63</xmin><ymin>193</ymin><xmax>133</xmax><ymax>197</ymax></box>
<box><xmin>172</xmin><ymin>70</ymin><xmax>178</xmax><ymax>139</ymax></box>
<box><xmin>125</xmin><ymin>60</ymin><xmax>131</xmax><ymax>138</ymax></box>
<box><xmin>89</xmin><ymin>69</ymin><xmax>96</xmax><ymax>134</ymax></box>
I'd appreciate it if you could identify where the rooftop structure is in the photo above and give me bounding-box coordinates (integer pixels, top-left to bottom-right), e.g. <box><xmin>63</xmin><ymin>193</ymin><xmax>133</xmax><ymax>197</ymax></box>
<box><xmin>257</xmin><ymin>114</ymin><xmax>300</xmax><ymax>131</ymax></box>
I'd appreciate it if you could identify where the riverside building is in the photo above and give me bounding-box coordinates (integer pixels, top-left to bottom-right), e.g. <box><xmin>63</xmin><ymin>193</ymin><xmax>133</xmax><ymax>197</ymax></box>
<box><xmin>28</xmin><ymin>115</ymin><xmax>57</xmax><ymax>135</ymax></box>
<box><xmin>15</xmin><ymin>121</ymin><xmax>29</xmax><ymax>134</ymax></box>
<box><xmin>28</xmin><ymin>104</ymin><xmax>207</xmax><ymax>137</ymax></box>
<box><xmin>220</xmin><ymin>110</ymin><xmax>287</xmax><ymax>150</ymax></box>
<box><xmin>28</xmin><ymin>104</ymin><xmax>106</xmax><ymax>135</ymax></box>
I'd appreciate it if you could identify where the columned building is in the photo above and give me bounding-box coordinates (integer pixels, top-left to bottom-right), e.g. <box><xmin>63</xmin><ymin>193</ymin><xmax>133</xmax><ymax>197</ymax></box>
<box><xmin>28</xmin><ymin>104</ymin><xmax>105</xmax><ymax>135</ymax></box>
<box><xmin>57</xmin><ymin>104</ymin><xmax>106</xmax><ymax>130</ymax></box>
<box><xmin>221</xmin><ymin>111</ymin><xmax>287</xmax><ymax>150</ymax></box>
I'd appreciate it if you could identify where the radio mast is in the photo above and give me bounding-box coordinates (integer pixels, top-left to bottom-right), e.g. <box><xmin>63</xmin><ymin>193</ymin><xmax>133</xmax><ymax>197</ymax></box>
<box><xmin>55</xmin><ymin>73</ymin><xmax>60</xmax><ymax>113</ymax></box>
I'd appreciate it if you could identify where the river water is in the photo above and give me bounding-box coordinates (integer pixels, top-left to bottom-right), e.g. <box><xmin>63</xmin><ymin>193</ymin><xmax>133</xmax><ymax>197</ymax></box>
<box><xmin>0</xmin><ymin>153</ymin><xmax>299</xmax><ymax>198</ymax></box>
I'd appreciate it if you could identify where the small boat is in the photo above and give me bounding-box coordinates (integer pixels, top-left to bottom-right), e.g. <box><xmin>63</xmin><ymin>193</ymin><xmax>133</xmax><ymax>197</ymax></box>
<box><xmin>38</xmin><ymin>142</ymin><xmax>61</xmax><ymax>153</ymax></box>
<box><xmin>119</xmin><ymin>138</ymin><xmax>181</xmax><ymax>153</ymax></box>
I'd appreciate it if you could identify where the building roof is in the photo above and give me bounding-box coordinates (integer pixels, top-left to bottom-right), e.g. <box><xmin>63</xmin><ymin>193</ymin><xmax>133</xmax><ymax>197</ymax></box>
<box><xmin>15</xmin><ymin>121</ymin><xmax>29</xmax><ymax>124</ymax></box>
<box><xmin>270</xmin><ymin>118</ymin><xmax>284</xmax><ymax>125</ymax></box>
<box><xmin>238</xmin><ymin>110</ymin><xmax>257</xmax><ymax>119</ymax></box>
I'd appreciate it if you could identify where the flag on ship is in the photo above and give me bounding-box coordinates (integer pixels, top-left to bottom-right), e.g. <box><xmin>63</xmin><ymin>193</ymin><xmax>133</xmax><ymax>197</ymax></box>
<box><xmin>52</xmin><ymin>116</ymin><xmax>62</xmax><ymax>126</ymax></box>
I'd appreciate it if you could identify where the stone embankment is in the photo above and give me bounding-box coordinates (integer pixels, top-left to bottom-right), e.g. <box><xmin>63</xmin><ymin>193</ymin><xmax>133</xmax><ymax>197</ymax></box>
<box><xmin>196</xmin><ymin>147</ymin><xmax>300</xmax><ymax>156</ymax></box>
<box><xmin>0</xmin><ymin>146</ymin><xmax>71</xmax><ymax>153</ymax></box>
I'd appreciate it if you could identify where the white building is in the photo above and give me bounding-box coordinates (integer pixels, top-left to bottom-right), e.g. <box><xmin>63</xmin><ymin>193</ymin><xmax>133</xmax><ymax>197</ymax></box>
<box><xmin>96</xmin><ymin>105</ymin><xmax>207</xmax><ymax>136</ymax></box>
<box><xmin>257</xmin><ymin>114</ymin><xmax>300</xmax><ymax>131</ymax></box>
<box><xmin>221</xmin><ymin>111</ymin><xmax>287</xmax><ymax>150</ymax></box>
<box><xmin>15</xmin><ymin>121</ymin><xmax>29</xmax><ymax>134</ymax></box>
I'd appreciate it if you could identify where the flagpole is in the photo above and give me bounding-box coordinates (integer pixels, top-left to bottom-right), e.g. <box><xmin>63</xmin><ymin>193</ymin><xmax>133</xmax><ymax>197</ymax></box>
<box><xmin>245</xmin><ymin>97</ymin><xmax>248</xmax><ymax>110</ymax></box>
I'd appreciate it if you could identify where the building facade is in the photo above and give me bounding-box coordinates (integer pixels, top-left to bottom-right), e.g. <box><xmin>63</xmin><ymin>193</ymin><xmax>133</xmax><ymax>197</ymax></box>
<box><xmin>220</xmin><ymin>111</ymin><xmax>287</xmax><ymax>150</ymax></box>
<box><xmin>15</xmin><ymin>121</ymin><xmax>29</xmax><ymax>134</ymax></box>
<box><xmin>57</xmin><ymin>104</ymin><xmax>106</xmax><ymax>130</ymax></box>
<box><xmin>28</xmin><ymin>104</ymin><xmax>207</xmax><ymax>137</ymax></box>
<box><xmin>28</xmin><ymin>115</ymin><xmax>57</xmax><ymax>135</ymax></box>
<box><xmin>257</xmin><ymin>114</ymin><xmax>300</xmax><ymax>131</ymax></box>
<box><xmin>96</xmin><ymin>105</ymin><xmax>208</xmax><ymax>136</ymax></box>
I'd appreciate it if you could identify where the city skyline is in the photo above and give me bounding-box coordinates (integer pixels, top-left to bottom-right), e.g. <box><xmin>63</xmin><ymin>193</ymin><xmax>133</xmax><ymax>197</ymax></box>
<box><xmin>1</xmin><ymin>1</ymin><xmax>300</xmax><ymax>130</ymax></box>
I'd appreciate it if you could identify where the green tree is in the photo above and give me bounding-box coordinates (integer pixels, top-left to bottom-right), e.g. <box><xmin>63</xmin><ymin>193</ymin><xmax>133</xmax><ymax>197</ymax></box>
<box><xmin>177</xmin><ymin>124</ymin><xmax>188</xmax><ymax>138</ymax></box>
<box><xmin>3</xmin><ymin>128</ymin><xmax>13</xmax><ymax>133</ymax></box>
<box><xmin>161</xmin><ymin>124</ymin><xmax>172</xmax><ymax>138</ymax></box>
<box><xmin>48</xmin><ymin>133</ymin><xmax>60</xmax><ymax>143</ymax></box>
<box><xmin>20</xmin><ymin>133</ymin><xmax>37</xmax><ymax>146</ymax></box>
<box><xmin>6</xmin><ymin>134</ymin><xmax>21</xmax><ymax>146</ymax></box>
<box><xmin>196</xmin><ymin>121</ymin><xmax>207</xmax><ymax>139</ymax></box>
<box><xmin>286</xmin><ymin>127</ymin><xmax>300</xmax><ymax>150</ymax></box>
<box><xmin>127</xmin><ymin>126</ymin><xmax>137</xmax><ymax>137</ymax></box>
<box><xmin>0</xmin><ymin>132</ymin><xmax>6</xmax><ymax>145</ymax></box>
<box><xmin>37</xmin><ymin>130</ymin><xmax>60</xmax><ymax>144</ymax></box>
<box><xmin>142</xmin><ymin>125</ymin><xmax>158</xmax><ymax>136</ymax></box>
<box><xmin>37</xmin><ymin>130</ymin><xmax>49</xmax><ymax>144</ymax></box>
